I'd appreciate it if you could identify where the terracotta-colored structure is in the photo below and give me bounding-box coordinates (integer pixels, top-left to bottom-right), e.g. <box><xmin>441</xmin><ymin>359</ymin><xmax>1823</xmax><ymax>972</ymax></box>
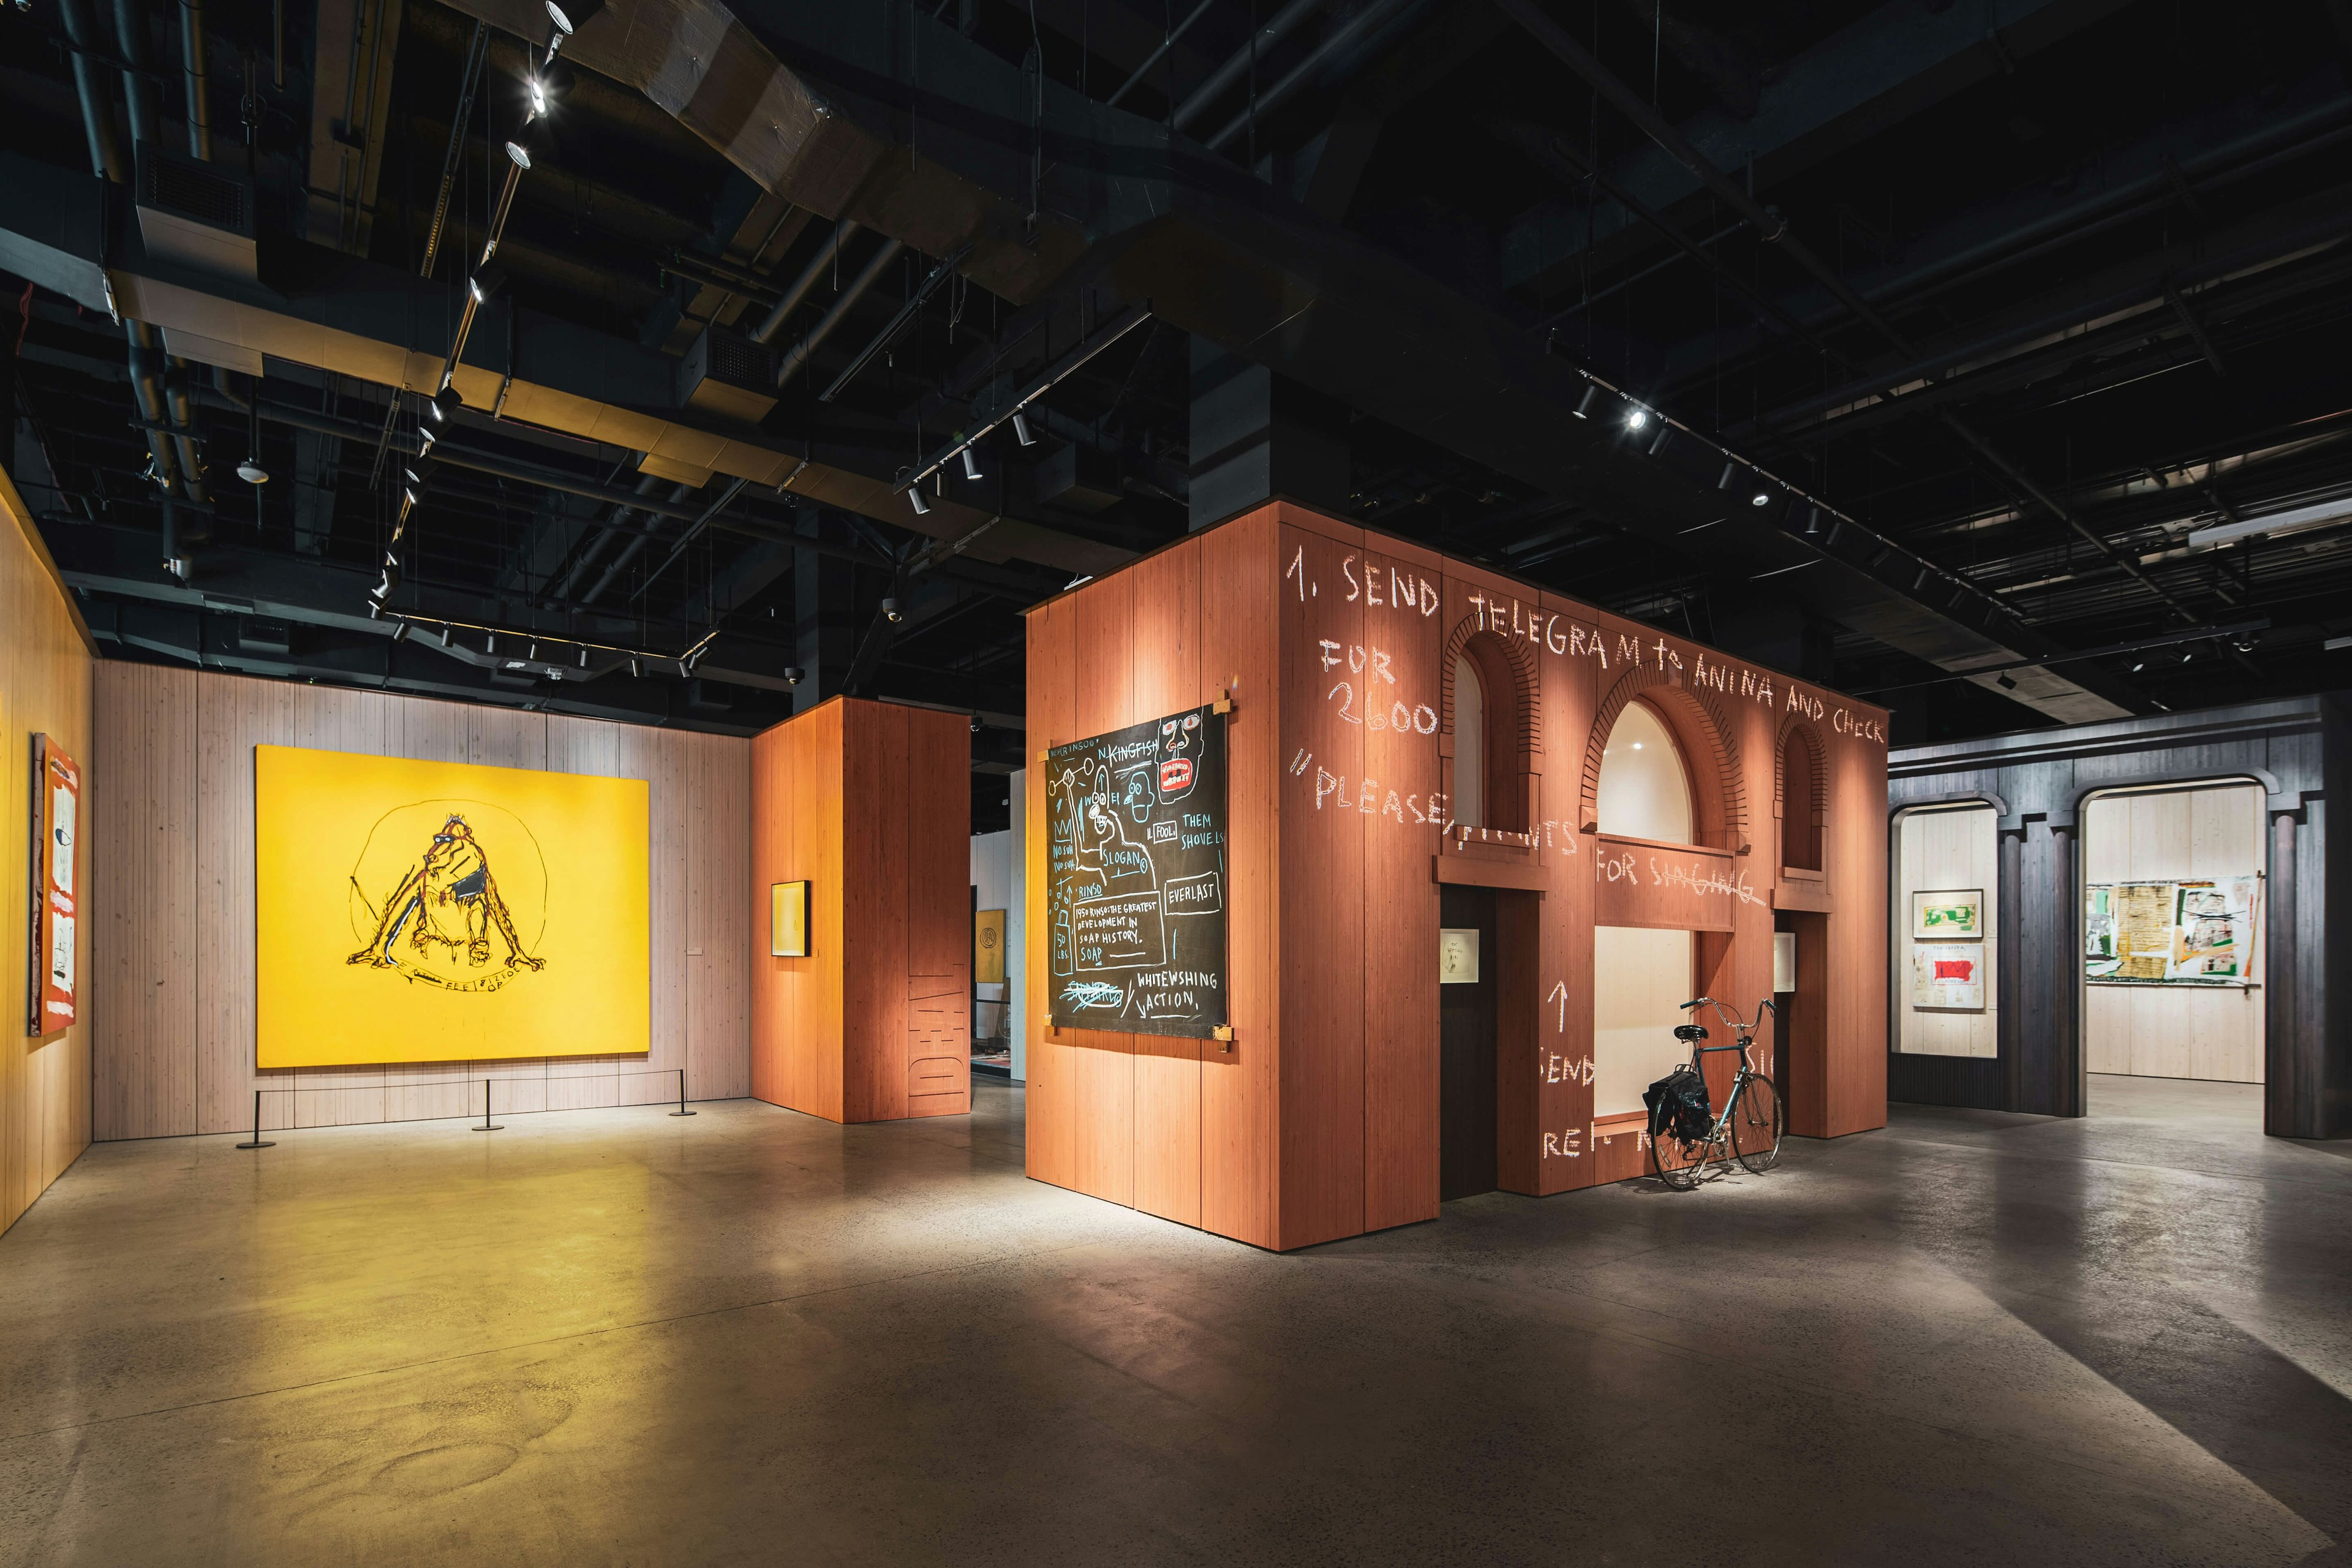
<box><xmin>1023</xmin><ymin>502</ymin><xmax>1890</xmax><ymax>1250</ymax></box>
<box><xmin>751</xmin><ymin>696</ymin><xmax>971</xmax><ymax>1122</ymax></box>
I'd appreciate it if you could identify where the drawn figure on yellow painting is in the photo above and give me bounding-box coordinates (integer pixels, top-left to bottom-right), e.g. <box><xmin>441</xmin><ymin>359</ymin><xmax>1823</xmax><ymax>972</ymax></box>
<box><xmin>347</xmin><ymin>813</ymin><xmax>545</xmax><ymax>992</ymax></box>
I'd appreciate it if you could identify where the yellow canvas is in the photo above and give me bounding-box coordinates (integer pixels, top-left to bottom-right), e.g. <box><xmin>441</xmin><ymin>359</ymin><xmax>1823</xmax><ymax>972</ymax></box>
<box><xmin>255</xmin><ymin>745</ymin><xmax>650</xmax><ymax>1067</ymax></box>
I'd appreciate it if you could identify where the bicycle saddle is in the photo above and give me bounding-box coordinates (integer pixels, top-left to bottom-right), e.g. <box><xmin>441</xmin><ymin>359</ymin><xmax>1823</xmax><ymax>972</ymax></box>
<box><xmin>1673</xmin><ymin>1023</ymin><xmax>1708</xmax><ymax>1042</ymax></box>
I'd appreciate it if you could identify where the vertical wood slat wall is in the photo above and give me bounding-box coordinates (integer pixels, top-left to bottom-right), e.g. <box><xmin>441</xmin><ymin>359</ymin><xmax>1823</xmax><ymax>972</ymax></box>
<box><xmin>90</xmin><ymin>666</ymin><xmax>752</xmax><ymax>1139</ymax></box>
<box><xmin>1</xmin><ymin>473</ymin><xmax>94</xmax><ymax>1235</ymax></box>
<box><xmin>1027</xmin><ymin>502</ymin><xmax>1891</xmax><ymax>1251</ymax></box>
<box><xmin>748</xmin><ymin>696</ymin><xmax>971</xmax><ymax>1124</ymax></box>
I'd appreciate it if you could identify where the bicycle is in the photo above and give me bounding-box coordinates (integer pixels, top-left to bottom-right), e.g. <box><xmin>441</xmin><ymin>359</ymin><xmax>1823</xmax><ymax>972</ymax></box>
<box><xmin>1649</xmin><ymin>997</ymin><xmax>1785</xmax><ymax>1189</ymax></box>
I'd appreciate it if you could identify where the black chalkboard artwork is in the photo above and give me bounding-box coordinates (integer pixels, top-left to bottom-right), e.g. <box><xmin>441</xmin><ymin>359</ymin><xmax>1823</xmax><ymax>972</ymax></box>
<box><xmin>1046</xmin><ymin>703</ymin><xmax>1228</xmax><ymax>1039</ymax></box>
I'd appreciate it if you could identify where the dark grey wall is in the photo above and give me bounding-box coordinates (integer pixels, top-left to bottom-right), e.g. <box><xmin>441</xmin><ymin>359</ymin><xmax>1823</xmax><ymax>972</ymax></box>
<box><xmin>1887</xmin><ymin>696</ymin><xmax>2346</xmax><ymax>1139</ymax></box>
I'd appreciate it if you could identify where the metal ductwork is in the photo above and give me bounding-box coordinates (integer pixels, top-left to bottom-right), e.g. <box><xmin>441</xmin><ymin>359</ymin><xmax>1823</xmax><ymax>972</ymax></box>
<box><xmin>415</xmin><ymin>0</ymin><xmax>2139</xmax><ymax>725</ymax></box>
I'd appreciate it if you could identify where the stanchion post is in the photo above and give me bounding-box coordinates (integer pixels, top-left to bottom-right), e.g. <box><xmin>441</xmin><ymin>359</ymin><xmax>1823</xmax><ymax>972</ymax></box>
<box><xmin>671</xmin><ymin>1066</ymin><xmax>695</xmax><ymax>1116</ymax></box>
<box><xmin>474</xmin><ymin>1076</ymin><xmax>502</xmax><ymax>1131</ymax></box>
<box><xmin>236</xmin><ymin>1088</ymin><xmax>275</xmax><ymax>1150</ymax></box>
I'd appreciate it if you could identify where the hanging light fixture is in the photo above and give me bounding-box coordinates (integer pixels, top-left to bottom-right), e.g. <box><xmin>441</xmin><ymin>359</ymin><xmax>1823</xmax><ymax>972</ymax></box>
<box><xmin>1011</xmin><ymin>411</ymin><xmax>1036</xmax><ymax>446</ymax></box>
<box><xmin>960</xmin><ymin>447</ymin><xmax>982</xmax><ymax>481</ymax></box>
<box><xmin>908</xmin><ymin>488</ymin><xmax>930</xmax><ymax>516</ymax></box>
<box><xmin>1574</xmin><ymin>385</ymin><xmax>1599</xmax><ymax>418</ymax></box>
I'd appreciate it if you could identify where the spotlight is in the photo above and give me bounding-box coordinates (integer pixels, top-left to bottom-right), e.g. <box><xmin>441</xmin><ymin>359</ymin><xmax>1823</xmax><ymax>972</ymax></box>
<box><xmin>628</xmin><ymin>657</ymin><xmax>642</xmax><ymax>677</ymax></box>
<box><xmin>390</xmin><ymin>621</ymin><xmax>410</xmax><ymax>644</ymax></box>
<box><xmin>677</xmin><ymin>660</ymin><xmax>691</xmax><ymax>677</ymax></box>
<box><xmin>2131</xmin><ymin>660</ymin><xmax>2145</xmax><ymax>673</ymax></box>
<box><xmin>908</xmin><ymin>488</ymin><xmax>930</xmax><ymax>516</ymax></box>
<box><xmin>1646</xmin><ymin>422</ymin><xmax>1672</xmax><ymax>456</ymax></box>
<box><xmin>236</xmin><ymin>459</ymin><xmax>270</xmax><ymax>484</ymax></box>
<box><xmin>2180</xmin><ymin>648</ymin><xmax>2195</xmax><ymax>663</ymax></box>
<box><xmin>783</xmin><ymin>666</ymin><xmax>804</xmax><ymax>686</ymax></box>
<box><xmin>527</xmin><ymin>641</ymin><xmax>538</xmax><ymax>660</ymax></box>
<box><xmin>437</xmin><ymin>625</ymin><xmax>453</xmax><ymax>646</ymax></box>
<box><xmin>529</xmin><ymin>78</ymin><xmax>548</xmax><ymax>116</ymax></box>
<box><xmin>882</xmin><ymin>597</ymin><xmax>903</xmax><ymax>624</ymax></box>
<box><xmin>1625</xmin><ymin>409</ymin><xmax>1649</xmax><ymax>432</ymax></box>
<box><xmin>431</xmin><ymin>385</ymin><xmax>462</xmax><ymax>421</ymax></box>
<box><xmin>404</xmin><ymin>467</ymin><xmax>421</xmax><ymax>487</ymax></box>
<box><xmin>1573</xmin><ymin>385</ymin><xmax>1599</xmax><ymax>418</ymax></box>
<box><xmin>1751</xmin><ymin>491</ymin><xmax>1771</xmax><ymax>508</ymax></box>
<box><xmin>1805</xmin><ymin>507</ymin><xmax>1822</xmax><ymax>536</ymax></box>
<box><xmin>1717</xmin><ymin>462</ymin><xmax>1737</xmax><ymax>491</ymax></box>
<box><xmin>402</xmin><ymin>488</ymin><xmax>418</xmax><ymax>508</ymax></box>
<box><xmin>578</xmin><ymin>646</ymin><xmax>589</xmax><ymax>668</ymax></box>
<box><xmin>505</xmin><ymin>140</ymin><xmax>533</xmax><ymax>170</ymax></box>
<box><xmin>486</xmin><ymin>633</ymin><xmax>497</xmax><ymax>654</ymax></box>
<box><xmin>960</xmin><ymin>447</ymin><xmax>981</xmax><ymax>481</ymax></box>
<box><xmin>545</xmin><ymin>0</ymin><xmax>574</xmax><ymax>34</ymax></box>
<box><xmin>416</xmin><ymin>424</ymin><xmax>437</xmax><ymax>451</ymax></box>
<box><xmin>1011</xmin><ymin>411</ymin><xmax>1036</xmax><ymax>446</ymax></box>
<box><xmin>970</xmin><ymin>715</ymin><xmax>982</xmax><ymax>733</ymax></box>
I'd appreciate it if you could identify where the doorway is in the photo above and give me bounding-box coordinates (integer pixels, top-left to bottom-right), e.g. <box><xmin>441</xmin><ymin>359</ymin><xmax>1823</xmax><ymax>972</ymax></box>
<box><xmin>1438</xmin><ymin>884</ymin><xmax>1498</xmax><ymax>1200</ymax></box>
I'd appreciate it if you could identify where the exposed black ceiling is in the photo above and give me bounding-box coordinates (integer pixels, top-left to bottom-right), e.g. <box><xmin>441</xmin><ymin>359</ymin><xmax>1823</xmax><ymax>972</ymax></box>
<box><xmin>6</xmin><ymin>0</ymin><xmax>2351</xmax><ymax>831</ymax></box>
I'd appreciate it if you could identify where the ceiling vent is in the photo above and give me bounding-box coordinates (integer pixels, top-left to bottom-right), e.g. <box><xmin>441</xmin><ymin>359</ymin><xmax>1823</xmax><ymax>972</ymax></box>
<box><xmin>236</xmin><ymin>617</ymin><xmax>292</xmax><ymax>654</ymax></box>
<box><xmin>679</xmin><ymin>325</ymin><xmax>778</xmax><ymax>425</ymax></box>
<box><xmin>135</xmin><ymin>146</ymin><xmax>257</xmax><ymax>281</ymax></box>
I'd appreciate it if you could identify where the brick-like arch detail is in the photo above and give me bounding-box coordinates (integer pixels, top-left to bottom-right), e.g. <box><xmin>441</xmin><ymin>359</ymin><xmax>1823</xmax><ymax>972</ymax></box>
<box><xmin>1438</xmin><ymin>623</ymin><xmax>1540</xmax><ymax>758</ymax></box>
<box><xmin>1775</xmin><ymin>714</ymin><xmax>1829</xmax><ymax>869</ymax></box>
<box><xmin>1581</xmin><ymin>668</ymin><xmax>1747</xmax><ymax>850</ymax></box>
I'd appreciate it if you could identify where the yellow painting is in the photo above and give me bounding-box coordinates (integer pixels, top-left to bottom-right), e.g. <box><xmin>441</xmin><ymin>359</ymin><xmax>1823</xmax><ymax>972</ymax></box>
<box><xmin>255</xmin><ymin>745</ymin><xmax>649</xmax><ymax>1067</ymax></box>
<box><xmin>974</xmin><ymin>908</ymin><xmax>1006</xmax><ymax>984</ymax></box>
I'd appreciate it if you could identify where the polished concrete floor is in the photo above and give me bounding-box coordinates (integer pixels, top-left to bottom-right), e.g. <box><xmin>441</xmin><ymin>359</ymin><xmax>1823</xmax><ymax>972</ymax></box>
<box><xmin>2</xmin><ymin>1074</ymin><xmax>2349</xmax><ymax>1567</ymax></box>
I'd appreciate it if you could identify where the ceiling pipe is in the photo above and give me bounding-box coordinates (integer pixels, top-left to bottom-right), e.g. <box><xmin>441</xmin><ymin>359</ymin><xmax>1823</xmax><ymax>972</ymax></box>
<box><xmin>751</xmin><ymin>220</ymin><xmax>861</xmax><ymax>345</ymax></box>
<box><xmin>582</xmin><ymin>483</ymin><xmax>693</xmax><ymax>605</ymax></box>
<box><xmin>554</xmin><ymin>473</ymin><xmax>666</xmax><ymax>601</ymax></box>
<box><xmin>775</xmin><ymin>237</ymin><xmax>903</xmax><ymax>388</ymax></box>
<box><xmin>820</xmin><ymin>243</ymin><xmax>973</xmax><ymax>402</ymax></box>
<box><xmin>55</xmin><ymin>0</ymin><xmax>125</xmax><ymax>181</ymax></box>
<box><xmin>1172</xmin><ymin>0</ymin><xmax>1325</xmax><ymax>132</ymax></box>
<box><xmin>176</xmin><ymin>0</ymin><xmax>212</xmax><ymax>160</ymax></box>
<box><xmin>1204</xmin><ymin>0</ymin><xmax>1421</xmax><ymax>154</ymax></box>
<box><xmin>1106</xmin><ymin>0</ymin><xmax>1216</xmax><ymax>110</ymax></box>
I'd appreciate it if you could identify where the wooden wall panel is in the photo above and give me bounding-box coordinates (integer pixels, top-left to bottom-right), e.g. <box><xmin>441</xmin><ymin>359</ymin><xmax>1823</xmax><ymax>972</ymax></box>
<box><xmin>1532</xmin><ymin>592</ymin><xmax>1600</xmax><ymax>1197</ymax></box>
<box><xmin>1359</xmin><ymin>538</ymin><xmax>1444</xmax><ymax>1232</ymax></box>
<box><xmin>1275</xmin><ymin>522</ymin><xmax>1365</xmax><ymax>1249</ymax></box>
<box><xmin>748</xmin><ymin>697</ymin><xmax>965</xmax><ymax>1125</ymax></box>
<box><xmin>1126</xmin><ymin>542</ymin><xmax>1203</xmax><ymax>1228</ymax></box>
<box><xmin>1198</xmin><ymin>514</ymin><xmax>1280</xmax><ymax>1249</ymax></box>
<box><xmin>91</xmin><ymin>663</ymin><xmax>198</xmax><ymax>1141</ymax></box>
<box><xmin>1060</xmin><ymin>571</ymin><xmax>1136</xmax><ymax>1209</ymax></box>
<box><xmin>1024</xmin><ymin>594</ymin><xmax>1078</xmax><ymax>1191</ymax></box>
<box><xmin>2</xmin><ymin>469</ymin><xmax>95</xmax><ymax>1235</ymax></box>
<box><xmin>90</xmin><ymin>671</ymin><xmax>747</xmax><ymax>1137</ymax></box>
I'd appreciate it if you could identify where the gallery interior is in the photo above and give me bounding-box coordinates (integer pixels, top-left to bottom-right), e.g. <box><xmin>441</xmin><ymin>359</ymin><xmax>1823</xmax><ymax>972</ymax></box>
<box><xmin>1</xmin><ymin>0</ymin><xmax>2348</xmax><ymax>1561</ymax></box>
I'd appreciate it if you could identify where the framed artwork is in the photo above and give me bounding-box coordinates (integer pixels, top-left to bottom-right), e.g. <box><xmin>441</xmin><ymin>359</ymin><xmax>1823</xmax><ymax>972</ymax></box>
<box><xmin>1439</xmin><ymin>928</ymin><xmax>1480</xmax><ymax>984</ymax></box>
<box><xmin>973</xmin><ymin>907</ymin><xmax>1006</xmax><ymax>984</ymax></box>
<box><xmin>254</xmin><ymin>745</ymin><xmax>650</xmax><ymax>1067</ymax></box>
<box><xmin>2085</xmin><ymin>876</ymin><xmax>2260</xmax><ymax>984</ymax></box>
<box><xmin>26</xmin><ymin>735</ymin><xmax>81</xmax><ymax>1038</ymax></box>
<box><xmin>771</xmin><ymin>880</ymin><xmax>809</xmax><ymax>957</ymax></box>
<box><xmin>1912</xmin><ymin>943</ymin><xmax>1984</xmax><ymax>1010</ymax></box>
<box><xmin>1911</xmin><ymin>888</ymin><xmax>1983</xmax><ymax>940</ymax></box>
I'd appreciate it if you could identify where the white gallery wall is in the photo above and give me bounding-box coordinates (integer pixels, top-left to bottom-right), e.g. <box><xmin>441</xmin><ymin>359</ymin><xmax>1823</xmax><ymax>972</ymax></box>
<box><xmin>2082</xmin><ymin>783</ymin><xmax>2264</xmax><ymax>1083</ymax></box>
<box><xmin>1895</xmin><ymin>805</ymin><xmax>1998</xmax><ymax>1058</ymax></box>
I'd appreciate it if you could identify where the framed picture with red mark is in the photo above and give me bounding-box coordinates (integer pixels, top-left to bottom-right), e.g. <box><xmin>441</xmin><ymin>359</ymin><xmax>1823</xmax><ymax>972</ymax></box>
<box><xmin>26</xmin><ymin>735</ymin><xmax>81</xmax><ymax>1038</ymax></box>
<box><xmin>1910</xmin><ymin>942</ymin><xmax>1983</xmax><ymax>1011</ymax></box>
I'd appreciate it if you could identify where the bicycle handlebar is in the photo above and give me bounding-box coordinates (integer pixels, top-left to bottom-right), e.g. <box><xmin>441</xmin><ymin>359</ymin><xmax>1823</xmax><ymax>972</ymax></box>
<box><xmin>1680</xmin><ymin>996</ymin><xmax>1777</xmax><ymax>1036</ymax></box>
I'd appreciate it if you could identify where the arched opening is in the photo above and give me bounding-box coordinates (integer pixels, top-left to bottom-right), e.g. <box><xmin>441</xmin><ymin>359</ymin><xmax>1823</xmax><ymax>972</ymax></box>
<box><xmin>1591</xmin><ymin>698</ymin><xmax>1701</xmax><ymax>1118</ymax></box>
<box><xmin>1781</xmin><ymin>731</ymin><xmax>1820</xmax><ymax>872</ymax></box>
<box><xmin>1596</xmin><ymin>699</ymin><xmax>1694</xmax><ymax>843</ymax></box>
<box><xmin>1452</xmin><ymin>652</ymin><xmax>1485</xmax><ymax>829</ymax></box>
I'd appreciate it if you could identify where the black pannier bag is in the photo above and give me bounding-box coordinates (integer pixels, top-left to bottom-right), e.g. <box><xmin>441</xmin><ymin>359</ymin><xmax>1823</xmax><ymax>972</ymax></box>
<box><xmin>1643</xmin><ymin>1064</ymin><xmax>1713</xmax><ymax>1142</ymax></box>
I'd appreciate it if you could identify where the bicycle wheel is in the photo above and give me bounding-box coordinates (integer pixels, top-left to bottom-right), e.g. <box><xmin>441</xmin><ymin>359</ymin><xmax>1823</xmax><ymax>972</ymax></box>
<box><xmin>1730</xmin><ymin>1073</ymin><xmax>1785</xmax><ymax>1174</ymax></box>
<box><xmin>1650</xmin><ymin>1123</ymin><xmax>1709</xmax><ymax>1189</ymax></box>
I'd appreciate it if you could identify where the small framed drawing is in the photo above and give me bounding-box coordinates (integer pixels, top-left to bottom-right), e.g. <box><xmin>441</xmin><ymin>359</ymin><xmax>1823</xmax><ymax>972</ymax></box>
<box><xmin>1912</xmin><ymin>943</ymin><xmax>1985</xmax><ymax>1009</ymax></box>
<box><xmin>1911</xmin><ymin>888</ymin><xmax>1983</xmax><ymax>940</ymax></box>
<box><xmin>1438</xmin><ymin>928</ymin><xmax>1480</xmax><ymax>984</ymax></box>
<box><xmin>770</xmin><ymin>880</ymin><xmax>809</xmax><ymax>957</ymax></box>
